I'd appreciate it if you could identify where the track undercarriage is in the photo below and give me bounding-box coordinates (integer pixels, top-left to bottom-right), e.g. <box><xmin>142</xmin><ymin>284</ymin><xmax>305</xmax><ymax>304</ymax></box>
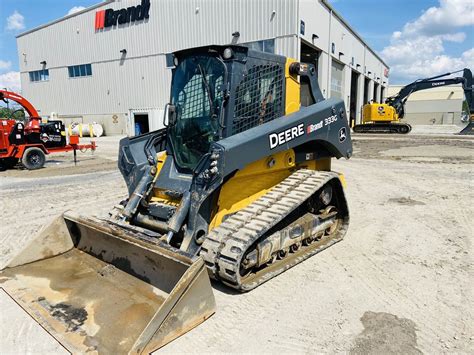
<box><xmin>353</xmin><ymin>122</ymin><xmax>412</xmax><ymax>134</ymax></box>
<box><xmin>201</xmin><ymin>169</ymin><xmax>349</xmax><ymax>291</ymax></box>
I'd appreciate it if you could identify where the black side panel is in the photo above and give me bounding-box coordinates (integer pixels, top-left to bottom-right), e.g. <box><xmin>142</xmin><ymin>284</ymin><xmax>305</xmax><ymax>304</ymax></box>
<box><xmin>214</xmin><ymin>97</ymin><xmax>352</xmax><ymax>177</ymax></box>
<box><xmin>23</xmin><ymin>121</ymin><xmax>66</xmax><ymax>147</ymax></box>
<box><xmin>8</xmin><ymin>122</ymin><xmax>26</xmax><ymax>145</ymax></box>
<box><xmin>40</xmin><ymin>121</ymin><xmax>67</xmax><ymax>148</ymax></box>
<box><xmin>118</xmin><ymin>129</ymin><xmax>167</xmax><ymax>194</ymax></box>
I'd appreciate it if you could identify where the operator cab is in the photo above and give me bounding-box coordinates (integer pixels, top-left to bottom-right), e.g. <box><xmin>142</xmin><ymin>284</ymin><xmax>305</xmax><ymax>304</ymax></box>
<box><xmin>118</xmin><ymin>44</ymin><xmax>326</xmax><ymax>204</ymax></box>
<box><xmin>166</xmin><ymin>45</ymin><xmax>287</xmax><ymax>172</ymax></box>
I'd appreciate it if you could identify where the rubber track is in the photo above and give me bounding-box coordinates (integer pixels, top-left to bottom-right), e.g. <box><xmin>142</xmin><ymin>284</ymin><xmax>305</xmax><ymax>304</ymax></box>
<box><xmin>200</xmin><ymin>169</ymin><xmax>349</xmax><ymax>291</ymax></box>
<box><xmin>353</xmin><ymin>123</ymin><xmax>412</xmax><ymax>134</ymax></box>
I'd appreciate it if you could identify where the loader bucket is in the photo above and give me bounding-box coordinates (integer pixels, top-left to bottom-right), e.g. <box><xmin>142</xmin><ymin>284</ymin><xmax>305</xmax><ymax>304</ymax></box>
<box><xmin>0</xmin><ymin>212</ymin><xmax>215</xmax><ymax>354</ymax></box>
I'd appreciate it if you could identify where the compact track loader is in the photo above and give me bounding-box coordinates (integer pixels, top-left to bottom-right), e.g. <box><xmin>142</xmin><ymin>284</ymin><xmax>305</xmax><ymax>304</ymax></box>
<box><xmin>0</xmin><ymin>45</ymin><xmax>352</xmax><ymax>353</ymax></box>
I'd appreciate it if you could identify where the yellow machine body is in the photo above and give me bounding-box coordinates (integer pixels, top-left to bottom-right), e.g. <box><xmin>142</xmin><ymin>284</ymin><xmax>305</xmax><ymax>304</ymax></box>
<box><xmin>362</xmin><ymin>103</ymin><xmax>399</xmax><ymax>123</ymax></box>
<box><xmin>355</xmin><ymin>102</ymin><xmax>411</xmax><ymax>133</ymax></box>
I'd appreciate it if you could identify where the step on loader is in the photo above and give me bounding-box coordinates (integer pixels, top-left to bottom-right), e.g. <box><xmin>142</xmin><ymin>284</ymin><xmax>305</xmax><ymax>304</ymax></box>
<box><xmin>1</xmin><ymin>45</ymin><xmax>353</xmax><ymax>353</ymax></box>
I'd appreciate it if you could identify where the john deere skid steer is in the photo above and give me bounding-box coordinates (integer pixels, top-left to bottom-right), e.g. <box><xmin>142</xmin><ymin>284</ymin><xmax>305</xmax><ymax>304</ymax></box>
<box><xmin>0</xmin><ymin>45</ymin><xmax>352</xmax><ymax>353</ymax></box>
